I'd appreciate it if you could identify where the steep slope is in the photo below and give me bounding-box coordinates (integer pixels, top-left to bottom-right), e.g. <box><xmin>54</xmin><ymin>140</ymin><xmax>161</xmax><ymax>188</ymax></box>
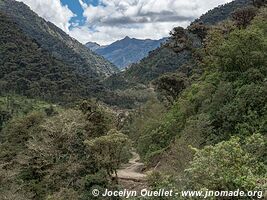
<box><xmin>133</xmin><ymin>6</ymin><xmax>267</xmax><ymax>187</ymax></box>
<box><xmin>0</xmin><ymin>12</ymin><xmax>103</xmax><ymax>103</ymax></box>
<box><xmin>0</xmin><ymin>0</ymin><xmax>118</xmax><ymax>77</ymax></box>
<box><xmin>87</xmin><ymin>37</ymin><xmax>167</xmax><ymax>70</ymax></box>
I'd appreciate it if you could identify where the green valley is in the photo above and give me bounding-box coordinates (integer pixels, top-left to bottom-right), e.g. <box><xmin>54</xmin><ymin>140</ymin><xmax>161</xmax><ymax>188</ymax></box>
<box><xmin>0</xmin><ymin>0</ymin><xmax>266</xmax><ymax>199</ymax></box>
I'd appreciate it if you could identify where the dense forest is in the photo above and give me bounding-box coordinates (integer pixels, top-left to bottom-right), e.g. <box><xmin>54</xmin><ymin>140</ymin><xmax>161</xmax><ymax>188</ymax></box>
<box><xmin>0</xmin><ymin>0</ymin><xmax>266</xmax><ymax>199</ymax></box>
<box><xmin>0</xmin><ymin>12</ymin><xmax>106</xmax><ymax>103</ymax></box>
<box><xmin>0</xmin><ymin>0</ymin><xmax>118</xmax><ymax>77</ymax></box>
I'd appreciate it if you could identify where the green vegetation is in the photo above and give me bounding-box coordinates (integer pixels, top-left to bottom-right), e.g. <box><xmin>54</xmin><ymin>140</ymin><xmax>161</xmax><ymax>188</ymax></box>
<box><xmin>0</xmin><ymin>12</ymin><xmax>104</xmax><ymax>103</ymax></box>
<box><xmin>0</xmin><ymin>95</ymin><xmax>58</xmax><ymax>131</ymax></box>
<box><xmin>127</xmin><ymin>6</ymin><xmax>267</xmax><ymax>199</ymax></box>
<box><xmin>185</xmin><ymin>134</ymin><xmax>266</xmax><ymax>192</ymax></box>
<box><xmin>0</xmin><ymin>100</ymin><xmax>130</xmax><ymax>199</ymax></box>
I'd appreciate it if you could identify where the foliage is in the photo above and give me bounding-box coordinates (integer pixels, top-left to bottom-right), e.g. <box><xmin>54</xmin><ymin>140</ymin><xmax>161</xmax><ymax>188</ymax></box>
<box><xmin>168</xmin><ymin>27</ymin><xmax>191</xmax><ymax>53</ymax></box>
<box><xmin>85</xmin><ymin>129</ymin><xmax>131</xmax><ymax>177</ymax></box>
<box><xmin>105</xmin><ymin>47</ymin><xmax>193</xmax><ymax>87</ymax></box>
<box><xmin>146</xmin><ymin>171</ymin><xmax>179</xmax><ymax>200</ymax></box>
<box><xmin>188</xmin><ymin>22</ymin><xmax>209</xmax><ymax>41</ymax></box>
<box><xmin>0</xmin><ymin>13</ymin><xmax>104</xmax><ymax>104</ymax></box>
<box><xmin>80</xmin><ymin>100</ymin><xmax>114</xmax><ymax>137</ymax></box>
<box><xmin>252</xmin><ymin>0</ymin><xmax>267</xmax><ymax>7</ymax></box>
<box><xmin>123</xmin><ymin>99</ymin><xmax>166</xmax><ymax>143</ymax></box>
<box><xmin>0</xmin><ymin>95</ymin><xmax>58</xmax><ymax>131</ymax></box>
<box><xmin>185</xmin><ymin>134</ymin><xmax>267</xmax><ymax>193</ymax></box>
<box><xmin>153</xmin><ymin>73</ymin><xmax>188</xmax><ymax>104</ymax></box>
<box><xmin>193</xmin><ymin>0</ymin><xmax>252</xmax><ymax>25</ymax></box>
<box><xmin>0</xmin><ymin>101</ymin><xmax>130</xmax><ymax>199</ymax></box>
<box><xmin>134</xmin><ymin>7</ymin><xmax>267</xmax><ymax>173</ymax></box>
<box><xmin>232</xmin><ymin>6</ymin><xmax>257</xmax><ymax>28</ymax></box>
<box><xmin>1</xmin><ymin>1</ymin><xmax>267</xmax><ymax>199</ymax></box>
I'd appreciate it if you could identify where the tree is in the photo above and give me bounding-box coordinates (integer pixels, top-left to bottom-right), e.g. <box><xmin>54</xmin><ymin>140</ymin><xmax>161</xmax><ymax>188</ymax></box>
<box><xmin>80</xmin><ymin>100</ymin><xmax>112</xmax><ymax>138</ymax></box>
<box><xmin>216</xmin><ymin>28</ymin><xmax>266</xmax><ymax>74</ymax></box>
<box><xmin>168</xmin><ymin>27</ymin><xmax>191</xmax><ymax>52</ymax></box>
<box><xmin>188</xmin><ymin>22</ymin><xmax>209</xmax><ymax>41</ymax></box>
<box><xmin>232</xmin><ymin>6</ymin><xmax>257</xmax><ymax>28</ymax></box>
<box><xmin>0</xmin><ymin>109</ymin><xmax>11</xmax><ymax>131</ymax></box>
<box><xmin>153</xmin><ymin>73</ymin><xmax>188</xmax><ymax>104</ymax></box>
<box><xmin>17</xmin><ymin>110</ymin><xmax>91</xmax><ymax>199</ymax></box>
<box><xmin>85</xmin><ymin>130</ymin><xmax>131</xmax><ymax>179</ymax></box>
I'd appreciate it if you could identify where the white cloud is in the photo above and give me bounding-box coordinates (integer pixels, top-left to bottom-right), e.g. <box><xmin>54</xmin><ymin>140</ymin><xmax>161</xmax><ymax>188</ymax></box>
<box><xmin>73</xmin><ymin>0</ymin><xmax>233</xmax><ymax>45</ymax></box>
<box><xmin>69</xmin><ymin>21</ymin><xmax>190</xmax><ymax>45</ymax></box>
<box><xmin>17</xmin><ymin>0</ymin><xmax>75</xmax><ymax>33</ymax></box>
<box><xmin>17</xmin><ymin>0</ymin><xmax>233</xmax><ymax>45</ymax></box>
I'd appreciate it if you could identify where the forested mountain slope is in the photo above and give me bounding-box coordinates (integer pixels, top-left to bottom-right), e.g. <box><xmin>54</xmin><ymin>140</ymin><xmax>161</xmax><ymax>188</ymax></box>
<box><xmin>0</xmin><ymin>12</ymin><xmax>106</xmax><ymax>103</ymax></box>
<box><xmin>0</xmin><ymin>7</ymin><xmax>142</xmax><ymax>107</ymax></box>
<box><xmin>0</xmin><ymin>0</ymin><xmax>118</xmax><ymax>77</ymax></box>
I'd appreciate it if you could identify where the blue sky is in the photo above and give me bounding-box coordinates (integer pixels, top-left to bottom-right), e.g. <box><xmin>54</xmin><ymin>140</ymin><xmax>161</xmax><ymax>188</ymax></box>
<box><xmin>61</xmin><ymin>0</ymin><xmax>85</xmax><ymax>27</ymax></box>
<box><xmin>60</xmin><ymin>0</ymin><xmax>99</xmax><ymax>27</ymax></box>
<box><xmin>18</xmin><ymin>0</ymin><xmax>232</xmax><ymax>45</ymax></box>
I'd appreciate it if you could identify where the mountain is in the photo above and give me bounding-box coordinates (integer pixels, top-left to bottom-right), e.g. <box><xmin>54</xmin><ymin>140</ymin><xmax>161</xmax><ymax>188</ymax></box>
<box><xmin>0</xmin><ymin>0</ymin><xmax>118</xmax><ymax>77</ymax></box>
<box><xmin>86</xmin><ymin>37</ymin><xmax>167</xmax><ymax>70</ymax></box>
<box><xmin>0</xmin><ymin>12</ymin><xmax>106</xmax><ymax>103</ymax></box>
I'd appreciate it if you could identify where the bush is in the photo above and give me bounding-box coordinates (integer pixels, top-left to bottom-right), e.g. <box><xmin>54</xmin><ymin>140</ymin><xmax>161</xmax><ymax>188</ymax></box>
<box><xmin>185</xmin><ymin>134</ymin><xmax>267</xmax><ymax>193</ymax></box>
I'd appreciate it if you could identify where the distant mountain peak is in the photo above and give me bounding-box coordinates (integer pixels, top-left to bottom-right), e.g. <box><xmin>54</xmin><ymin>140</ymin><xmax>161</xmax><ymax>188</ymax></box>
<box><xmin>86</xmin><ymin>37</ymin><xmax>167</xmax><ymax>70</ymax></box>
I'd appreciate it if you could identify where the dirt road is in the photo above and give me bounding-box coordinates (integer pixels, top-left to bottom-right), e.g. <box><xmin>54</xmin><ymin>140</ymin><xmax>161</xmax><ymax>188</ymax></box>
<box><xmin>117</xmin><ymin>151</ymin><xmax>146</xmax><ymax>182</ymax></box>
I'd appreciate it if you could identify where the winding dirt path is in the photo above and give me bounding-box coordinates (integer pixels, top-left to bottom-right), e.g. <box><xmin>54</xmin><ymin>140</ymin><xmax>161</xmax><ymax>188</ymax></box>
<box><xmin>115</xmin><ymin>151</ymin><xmax>147</xmax><ymax>190</ymax></box>
<box><xmin>117</xmin><ymin>151</ymin><xmax>146</xmax><ymax>182</ymax></box>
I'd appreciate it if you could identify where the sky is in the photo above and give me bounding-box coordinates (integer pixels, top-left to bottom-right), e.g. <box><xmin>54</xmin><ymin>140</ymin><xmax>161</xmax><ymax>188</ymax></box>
<box><xmin>17</xmin><ymin>0</ymin><xmax>233</xmax><ymax>45</ymax></box>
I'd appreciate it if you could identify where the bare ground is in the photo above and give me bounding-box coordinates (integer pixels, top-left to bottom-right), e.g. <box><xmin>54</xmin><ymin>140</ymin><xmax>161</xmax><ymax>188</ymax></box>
<box><xmin>115</xmin><ymin>151</ymin><xmax>148</xmax><ymax>191</ymax></box>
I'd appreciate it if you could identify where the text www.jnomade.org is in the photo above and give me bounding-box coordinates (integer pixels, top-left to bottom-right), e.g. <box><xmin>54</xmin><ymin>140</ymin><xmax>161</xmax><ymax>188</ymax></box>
<box><xmin>92</xmin><ymin>188</ymin><xmax>264</xmax><ymax>199</ymax></box>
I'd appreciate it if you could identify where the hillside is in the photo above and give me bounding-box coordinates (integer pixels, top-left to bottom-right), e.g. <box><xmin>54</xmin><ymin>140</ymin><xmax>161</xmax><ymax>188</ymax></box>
<box><xmin>0</xmin><ymin>0</ymin><xmax>118</xmax><ymax>77</ymax></box>
<box><xmin>0</xmin><ymin>12</ymin><xmax>103</xmax><ymax>103</ymax></box>
<box><xmin>126</xmin><ymin>5</ymin><xmax>267</xmax><ymax>196</ymax></box>
<box><xmin>0</xmin><ymin>0</ymin><xmax>147</xmax><ymax>109</ymax></box>
<box><xmin>86</xmin><ymin>37</ymin><xmax>167</xmax><ymax>70</ymax></box>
